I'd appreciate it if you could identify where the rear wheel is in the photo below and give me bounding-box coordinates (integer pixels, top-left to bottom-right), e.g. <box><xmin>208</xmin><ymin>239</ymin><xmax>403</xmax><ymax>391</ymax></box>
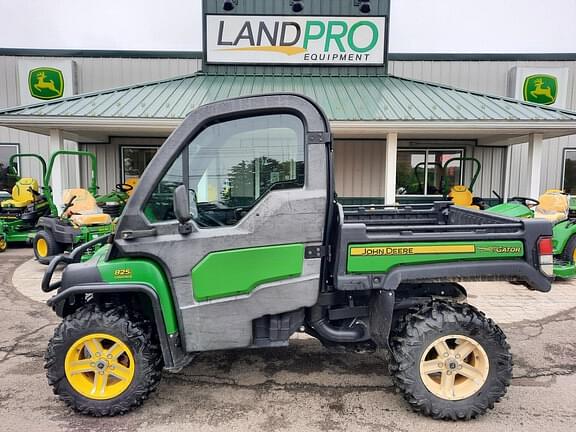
<box><xmin>388</xmin><ymin>301</ymin><xmax>512</xmax><ymax>420</ymax></box>
<box><xmin>45</xmin><ymin>304</ymin><xmax>163</xmax><ymax>416</ymax></box>
<box><xmin>33</xmin><ymin>229</ymin><xmax>62</xmax><ymax>264</ymax></box>
<box><xmin>560</xmin><ymin>235</ymin><xmax>576</xmax><ymax>265</ymax></box>
<box><xmin>0</xmin><ymin>237</ymin><xmax>7</xmax><ymax>252</ymax></box>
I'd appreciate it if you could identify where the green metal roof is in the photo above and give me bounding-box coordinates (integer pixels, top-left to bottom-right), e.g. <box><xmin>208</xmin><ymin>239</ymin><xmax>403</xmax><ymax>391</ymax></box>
<box><xmin>3</xmin><ymin>73</ymin><xmax>576</xmax><ymax>122</ymax></box>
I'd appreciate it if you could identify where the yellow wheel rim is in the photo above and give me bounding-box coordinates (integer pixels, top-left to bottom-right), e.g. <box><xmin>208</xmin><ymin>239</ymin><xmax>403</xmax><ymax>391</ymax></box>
<box><xmin>419</xmin><ymin>334</ymin><xmax>489</xmax><ymax>401</ymax></box>
<box><xmin>0</xmin><ymin>239</ymin><xmax>6</xmax><ymax>252</ymax></box>
<box><xmin>572</xmin><ymin>247</ymin><xmax>576</xmax><ymax>263</ymax></box>
<box><xmin>36</xmin><ymin>238</ymin><xmax>48</xmax><ymax>257</ymax></box>
<box><xmin>65</xmin><ymin>333</ymin><xmax>135</xmax><ymax>400</ymax></box>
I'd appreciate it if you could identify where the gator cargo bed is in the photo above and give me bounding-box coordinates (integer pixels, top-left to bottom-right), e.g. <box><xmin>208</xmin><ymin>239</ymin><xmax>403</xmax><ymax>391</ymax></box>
<box><xmin>333</xmin><ymin>201</ymin><xmax>553</xmax><ymax>292</ymax></box>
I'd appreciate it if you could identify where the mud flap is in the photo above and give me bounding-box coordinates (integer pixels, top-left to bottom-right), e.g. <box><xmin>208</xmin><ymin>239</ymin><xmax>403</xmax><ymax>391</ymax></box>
<box><xmin>369</xmin><ymin>289</ymin><xmax>396</xmax><ymax>351</ymax></box>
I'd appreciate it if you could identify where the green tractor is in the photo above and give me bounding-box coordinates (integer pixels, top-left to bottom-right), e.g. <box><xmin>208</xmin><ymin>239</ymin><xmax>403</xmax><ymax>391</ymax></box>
<box><xmin>33</xmin><ymin>150</ymin><xmax>117</xmax><ymax>263</ymax></box>
<box><xmin>0</xmin><ymin>154</ymin><xmax>52</xmax><ymax>252</ymax></box>
<box><xmin>488</xmin><ymin>189</ymin><xmax>576</xmax><ymax>278</ymax></box>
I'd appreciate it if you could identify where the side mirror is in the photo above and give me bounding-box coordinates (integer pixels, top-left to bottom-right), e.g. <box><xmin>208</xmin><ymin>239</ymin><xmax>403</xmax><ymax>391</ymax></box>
<box><xmin>173</xmin><ymin>184</ymin><xmax>191</xmax><ymax>224</ymax></box>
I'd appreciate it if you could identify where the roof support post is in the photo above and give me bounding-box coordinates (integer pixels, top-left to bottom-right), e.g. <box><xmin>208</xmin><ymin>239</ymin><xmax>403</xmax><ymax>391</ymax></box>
<box><xmin>503</xmin><ymin>145</ymin><xmax>512</xmax><ymax>201</ymax></box>
<box><xmin>527</xmin><ymin>133</ymin><xmax>543</xmax><ymax>198</ymax></box>
<box><xmin>384</xmin><ymin>132</ymin><xmax>398</xmax><ymax>205</ymax></box>
<box><xmin>49</xmin><ymin>129</ymin><xmax>65</xmax><ymax>212</ymax></box>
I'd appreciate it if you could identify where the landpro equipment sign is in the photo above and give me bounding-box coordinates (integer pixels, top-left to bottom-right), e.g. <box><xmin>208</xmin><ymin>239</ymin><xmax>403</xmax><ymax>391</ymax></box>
<box><xmin>206</xmin><ymin>15</ymin><xmax>386</xmax><ymax>65</ymax></box>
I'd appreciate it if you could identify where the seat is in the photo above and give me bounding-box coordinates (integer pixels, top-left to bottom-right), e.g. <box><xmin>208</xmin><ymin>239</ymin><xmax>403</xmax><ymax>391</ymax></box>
<box><xmin>69</xmin><ymin>213</ymin><xmax>112</xmax><ymax>226</ymax></box>
<box><xmin>534</xmin><ymin>189</ymin><xmax>569</xmax><ymax>223</ymax></box>
<box><xmin>449</xmin><ymin>185</ymin><xmax>479</xmax><ymax>210</ymax></box>
<box><xmin>125</xmin><ymin>177</ymin><xmax>139</xmax><ymax>197</ymax></box>
<box><xmin>1</xmin><ymin>178</ymin><xmax>40</xmax><ymax>208</ymax></box>
<box><xmin>62</xmin><ymin>188</ymin><xmax>112</xmax><ymax>226</ymax></box>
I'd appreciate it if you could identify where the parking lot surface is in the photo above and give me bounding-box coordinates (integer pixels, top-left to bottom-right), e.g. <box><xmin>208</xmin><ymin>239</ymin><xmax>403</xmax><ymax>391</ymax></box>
<box><xmin>1</xmin><ymin>248</ymin><xmax>576</xmax><ymax>432</ymax></box>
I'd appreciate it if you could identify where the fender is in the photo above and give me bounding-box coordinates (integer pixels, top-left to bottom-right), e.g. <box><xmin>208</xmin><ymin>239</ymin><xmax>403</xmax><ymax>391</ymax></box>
<box><xmin>553</xmin><ymin>220</ymin><xmax>576</xmax><ymax>255</ymax></box>
<box><xmin>47</xmin><ymin>283</ymin><xmax>182</xmax><ymax>370</ymax></box>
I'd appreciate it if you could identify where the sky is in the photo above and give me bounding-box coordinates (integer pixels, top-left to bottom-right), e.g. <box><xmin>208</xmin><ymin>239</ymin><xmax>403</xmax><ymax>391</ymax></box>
<box><xmin>0</xmin><ymin>0</ymin><xmax>575</xmax><ymax>53</ymax></box>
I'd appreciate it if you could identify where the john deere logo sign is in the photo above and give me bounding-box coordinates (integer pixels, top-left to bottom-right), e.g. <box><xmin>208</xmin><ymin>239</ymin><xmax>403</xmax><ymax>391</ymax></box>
<box><xmin>28</xmin><ymin>67</ymin><xmax>64</xmax><ymax>100</ymax></box>
<box><xmin>523</xmin><ymin>74</ymin><xmax>558</xmax><ymax>105</ymax></box>
<box><xmin>206</xmin><ymin>15</ymin><xmax>386</xmax><ymax>65</ymax></box>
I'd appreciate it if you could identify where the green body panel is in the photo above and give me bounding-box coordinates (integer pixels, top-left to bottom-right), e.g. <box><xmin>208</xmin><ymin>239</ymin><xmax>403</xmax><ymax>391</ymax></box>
<box><xmin>74</xmin><ymin>224</ymin><xmax>115</xmax><ymax>244</ymax></box>
<box><xmin>552</xmin><ymin>221</ymin><xmax>576</xmax><ymax>256</ymax></box>
<box><xmin>97</xmin><ymin>250</ymin><xmax>178</xmax><ymax>334</ymax></box>
<box><xmin>487</xmin><ymin>202</ymin><xmax>534</xmax><ymax>219</ymax></box>
<box><xmin>553</xmin><ymin>262</ymin><xmax>576</xmax><ymax>278</ymax></box>
<box><xmin>347</xmin><ymin>240</ymin><xmax>524</xmax><ymax>273</ymax></box>
<box><xmin>191</xmin><ymin>244</ymin><xmax>305</xmax><ymax>302</ymax></box>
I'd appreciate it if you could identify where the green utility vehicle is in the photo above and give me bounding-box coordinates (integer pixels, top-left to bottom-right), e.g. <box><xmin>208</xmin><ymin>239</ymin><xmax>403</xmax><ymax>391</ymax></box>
<box><xmin>0</xmin><ymin>154</ymin><xmax>51</xmax><ymax>251</ymax></box>
<box><xmin>33</xmin><ymin>150</ymin><xmax>116</xmax><ymax>263</ymax></box>
<box><xmin>42</xmin><ymin>95</ymin><xmax>554</xmax><ymax>420</ymax></box>
<box><xmin>488</xmin><ymin>190</ymin><xmax>576</xmax><ymax>278</ymax></box>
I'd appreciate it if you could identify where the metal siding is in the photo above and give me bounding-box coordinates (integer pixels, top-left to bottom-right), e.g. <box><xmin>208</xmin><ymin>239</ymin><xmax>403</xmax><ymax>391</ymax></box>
<box><xmin>0</xmin><ymin>55</ymin><xmax>201</xmax><ymax>186</ymax></box>
<box><xmin>6</xmin><ymin>73</ymin><xmax>576</xmax><ymax>122</ymax></box>
<box><xmin>390</xmin><ymin>60</ymin><xmax>576</xmax><ymax>195</ymax></box>
<box><xmin>334</xmin><ymin>140</ymin><xmax>385</xmax><ymax>197</ymax></box>
<box><xmin>2</xmin><ymin>56</ymin><xmax>576</xmax><ymax>195</ymax></box>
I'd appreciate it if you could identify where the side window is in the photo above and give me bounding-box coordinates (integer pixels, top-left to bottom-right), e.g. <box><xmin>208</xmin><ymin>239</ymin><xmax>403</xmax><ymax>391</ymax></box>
<box><xmin>144</xmin><ymin>114</ymin><xmax>305</xmax><ymax>226</ymax></box>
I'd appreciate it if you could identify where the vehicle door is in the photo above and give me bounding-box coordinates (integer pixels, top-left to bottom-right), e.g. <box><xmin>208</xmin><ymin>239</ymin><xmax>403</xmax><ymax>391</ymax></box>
<box><xmin>114</xmin><ymin>94</ymin><xmax>332</xmax><ymax>351</ymax></box>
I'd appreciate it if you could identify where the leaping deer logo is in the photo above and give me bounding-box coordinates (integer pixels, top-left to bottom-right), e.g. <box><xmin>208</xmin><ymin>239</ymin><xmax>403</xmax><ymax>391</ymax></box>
<box><xmin>530</xmin><ymin>78</ymin><xmax>554</xmax><ymax>103</ymax></box>
<box><xmin>33</xmin><ymin>71</ymin><xmax>58</xmax><ymax>94</ymax></box>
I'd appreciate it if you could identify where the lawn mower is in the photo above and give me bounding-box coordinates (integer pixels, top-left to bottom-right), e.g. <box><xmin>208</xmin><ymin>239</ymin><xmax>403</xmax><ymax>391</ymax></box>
<box><xmin>32</xmin><ymin>150</ymin><xmax>116</xmax><ymax>263</ymax></box>
<box><xmin>488</xmin><ymin>189</ymin><xmax>576</xmax><ymax>278</ymax></box>
<box><xmin>0</xmin><ymin>153</ymin><xmax>52</xmax><ymax>252</ymax></box>
<box><xmin>408</xmin><ymin>156</ymin><xmax>485</xmax><ymax>208</ymax></box>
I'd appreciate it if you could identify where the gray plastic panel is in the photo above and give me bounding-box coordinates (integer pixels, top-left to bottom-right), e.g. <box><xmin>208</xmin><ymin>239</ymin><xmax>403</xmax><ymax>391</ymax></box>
<box><xmin>113</xmin><ymin>94</ymin><xmax>331</xmax><ymax>352</ymax></box>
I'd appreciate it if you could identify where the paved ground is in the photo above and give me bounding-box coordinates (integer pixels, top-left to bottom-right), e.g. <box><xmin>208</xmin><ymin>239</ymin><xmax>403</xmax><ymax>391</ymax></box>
<box><xmin>2</xmin><ymin>248</ymin><xmax>576</xmax><ymax>431</ymax></box>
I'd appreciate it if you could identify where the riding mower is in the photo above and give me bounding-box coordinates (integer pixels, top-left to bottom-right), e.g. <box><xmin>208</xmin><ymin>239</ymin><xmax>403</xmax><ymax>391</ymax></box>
<box><xmin>95</xmin><ymin>181</ymin><xmax>136</xmax><ymax>217</ymax></box>
<box><xmin>488</xmin><ymin>189</ymin><xmax>576</xmax><ymax>278</ymax></box>
<box><xmin>410</xmin><ymin>157</ymin><xmax>485</xmax><ymax>208</ymax></box>
<box><xmin>0</xmin><ymin>154</ymin><xmax>52</xmax><ymax>252</ymax></box>
<box><xmin>32</xmin><ymin>150</ymin><xmax>117</xmax><ymax>264</ymax></box>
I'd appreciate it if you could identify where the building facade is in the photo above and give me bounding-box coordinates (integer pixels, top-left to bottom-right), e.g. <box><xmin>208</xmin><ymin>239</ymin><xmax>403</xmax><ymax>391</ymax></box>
<box><xmin>1</xmin><ymin>0</ymin><xmax>576</xmax><ymax>206</ymax></box>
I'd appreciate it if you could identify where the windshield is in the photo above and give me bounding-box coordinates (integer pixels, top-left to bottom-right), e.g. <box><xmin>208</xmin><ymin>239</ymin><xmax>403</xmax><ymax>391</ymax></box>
<box><xmin>144</xmin><ymin>114</ymin><xmax>305</xmax><ymax>227</ymax></box>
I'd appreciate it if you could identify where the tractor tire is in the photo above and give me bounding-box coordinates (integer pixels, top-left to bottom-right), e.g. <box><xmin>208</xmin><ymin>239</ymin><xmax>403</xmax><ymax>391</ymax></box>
<box><xmin>560</xmin><ymin>235</ymin><xmax>576</xmax><ymax>265</ymax></box>
<box><xmin>33</xmin><ymin>230</ymin><xmax>62</xmax><ymax>265</ymax></box>
<box><xmin>45</xmin><ymin>303</ymin><xmax>163</xmax><ymax>416</ymax></box>
<box><xmin>0</xmin><ymin>237</ymin><xmax>7</xmax><ymax>252</ymax></box>
<box><xmin>388</xmin><ymin>300</ymin><xmax>512</xmax><ymax>421</ymax></box>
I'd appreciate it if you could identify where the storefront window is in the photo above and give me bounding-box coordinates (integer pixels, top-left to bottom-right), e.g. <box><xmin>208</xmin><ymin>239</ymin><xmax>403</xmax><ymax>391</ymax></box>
<box><xmin>121</xmin><ymin>146</ymin><xmax>159</xmax><ymax>182</ymax></box>
<box><xmin>563</xmin><ymin>149</ymin><xmax>576</xmax><ymax>194</ymax></box>
<box><xmin>396</xmin><ymin>149</ymin><xmax>463</xmax><ymax>195</ymax></box>
<box><xmin>0</xmin><ymin>144</ymin><xmax>19</xmax><ymax>192</ymax></box>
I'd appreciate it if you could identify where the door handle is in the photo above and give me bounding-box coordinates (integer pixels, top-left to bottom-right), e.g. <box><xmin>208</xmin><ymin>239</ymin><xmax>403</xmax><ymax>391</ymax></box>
<box><xmin>120</xmin><ymin>228</ymin><xmax>157</xmax><ymax>240</ymax></box>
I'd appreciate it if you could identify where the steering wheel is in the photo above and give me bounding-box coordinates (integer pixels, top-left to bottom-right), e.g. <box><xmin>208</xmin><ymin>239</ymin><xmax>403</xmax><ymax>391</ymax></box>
<box><xmin>27</xmin><ymin>186</ymin><xmax>41</xmax><ymax>197</ymax></box>
<box><xmin>115</xmin><ymin>183</ymin><xmax>134</xmax><ymax>193</ymax></box>
<box><xmin>62</xmin><ymin>195</ymin><xmax>77</xmax><ymax>215</ymax></box>
<box><xmin>510</xmin><ymin>196</ymin><xmax>540</xmax><ymax>207</ymax></box>
<box><xmin>492</xmin><ymin>190</ymin><xmax>503</xmax><ymax>203</ymax></box>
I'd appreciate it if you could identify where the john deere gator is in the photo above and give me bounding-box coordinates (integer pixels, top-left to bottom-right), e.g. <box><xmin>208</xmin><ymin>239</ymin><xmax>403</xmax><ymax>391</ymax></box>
<box><xmin>42</xmin><ymin>94</ymin><xmax>554</xmax><ymax>420</ymax></box>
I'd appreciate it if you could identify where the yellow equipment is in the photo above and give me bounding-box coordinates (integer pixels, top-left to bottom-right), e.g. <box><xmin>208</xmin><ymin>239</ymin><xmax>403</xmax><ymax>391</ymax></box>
<box><xmin>62</xmin><ymin>188</ymin><xmax>112</xmax><ymax>226</ymax></box>
<box><xmin>1</xmin><ymin>177</ymin><xmax>40</xmax><ymax>208</ymax></box>
<box><xmin>534</xmin><ymin>189</ymin><xmax>569</xmax><ymax>223</ymax></box>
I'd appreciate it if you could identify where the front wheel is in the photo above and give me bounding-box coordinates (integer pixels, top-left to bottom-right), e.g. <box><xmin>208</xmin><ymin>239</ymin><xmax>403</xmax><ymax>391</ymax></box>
<box><xmin>388</xmin><ymin>301</ymin><xmax>512</xmax><ymax>420</ymax></box>
<box><xmin>33</xmin><ymin>229</ymin><xmax>63</xmax><ymax>264</ymax></box>
<box><xmin>45</xmin><ymin>304</ymin><xmax>163</xmax><ymax>416</ymax></box>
